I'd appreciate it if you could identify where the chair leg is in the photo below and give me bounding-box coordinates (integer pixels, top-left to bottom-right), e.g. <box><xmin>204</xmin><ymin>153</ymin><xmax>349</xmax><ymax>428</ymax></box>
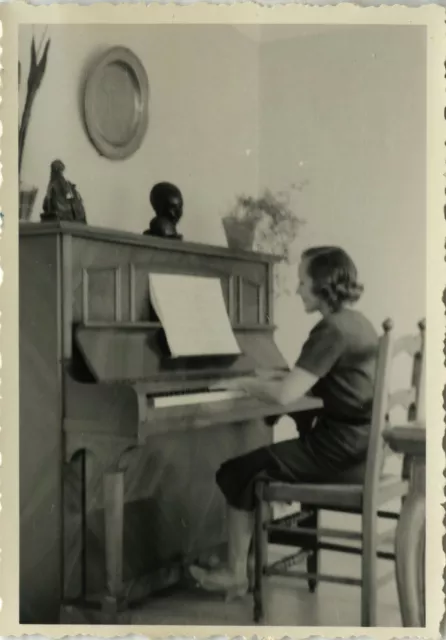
<box><xmin>305</xmin><ymin>507</ymin><xmax>319</xmax><ymax>593</ymax></box>
<box><xmin>361</xmin><ymin>507</ymin><xmax>378</xmax><ymax>626</ymax></box>
<box><xmin>400</xmin><ymin>455</ymin><xmax>410</xmax><ymax>509</ymax></box>
<box><xmin>247</xmin><ymin>543</ymin><xmax>254</xmax><ymax>593</ymax></box>
<box><xmin>253</xmin><ymin>482</ymin><xmax>265</xmax><ymax>624</ymax></box>
<box><xmin>248</xmin><ymin>509</ymin><xmax>269</xmax><ymax>593</ymax></box>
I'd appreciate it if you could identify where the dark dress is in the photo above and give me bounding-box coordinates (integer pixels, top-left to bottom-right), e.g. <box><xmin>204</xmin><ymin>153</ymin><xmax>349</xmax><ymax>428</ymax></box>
<box><xmin>216</xmin><ymin>308</ymin><xmax>379</xmax><ymax>512</ymax></box>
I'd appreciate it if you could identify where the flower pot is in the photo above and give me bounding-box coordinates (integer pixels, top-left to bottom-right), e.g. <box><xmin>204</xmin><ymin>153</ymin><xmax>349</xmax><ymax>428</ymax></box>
<box><xmin>222</xmin><ymin>217</ymin><xmax>256</xmax><ymax>251</ymax></box>
<box><xmin>19</xmin><ymin>186</ymin><xmax>38</xmax><ymax>221</ymax></box>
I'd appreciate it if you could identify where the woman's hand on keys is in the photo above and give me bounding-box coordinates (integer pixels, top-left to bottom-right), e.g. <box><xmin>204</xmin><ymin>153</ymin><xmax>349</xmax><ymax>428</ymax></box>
<box><xmin>209</xmin><ymin>376</ymin><xmax>255</xmax><ymax>392</ymax></box>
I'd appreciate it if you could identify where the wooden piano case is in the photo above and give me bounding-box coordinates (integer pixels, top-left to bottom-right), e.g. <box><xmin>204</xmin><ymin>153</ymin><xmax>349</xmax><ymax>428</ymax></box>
<box><xmin>19</xmin><ymin>222</ymin><xmax>290</xmax><ymax>623</ymax></box>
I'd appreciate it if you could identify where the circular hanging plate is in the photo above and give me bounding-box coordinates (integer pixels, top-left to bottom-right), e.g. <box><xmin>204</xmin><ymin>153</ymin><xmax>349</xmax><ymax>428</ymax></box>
<box><xmin>83</xmin><ymin>47</ymin><xmax>149</xmax><ymax>160</ymax></box>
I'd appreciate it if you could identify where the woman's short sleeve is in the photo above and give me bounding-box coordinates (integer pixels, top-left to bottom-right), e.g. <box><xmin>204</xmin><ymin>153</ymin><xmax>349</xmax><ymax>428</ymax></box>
<box><xmin>295</xmin><ymin>319</ymin><xmax>345</xmax><ymax>378</ymax></box>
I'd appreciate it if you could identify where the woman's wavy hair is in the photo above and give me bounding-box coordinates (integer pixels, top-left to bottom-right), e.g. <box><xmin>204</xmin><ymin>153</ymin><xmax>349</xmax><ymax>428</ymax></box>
<box><xmin>302</xmin><ymin>246</ymin><xmax>364</xmax><ymax>312</ymax></box>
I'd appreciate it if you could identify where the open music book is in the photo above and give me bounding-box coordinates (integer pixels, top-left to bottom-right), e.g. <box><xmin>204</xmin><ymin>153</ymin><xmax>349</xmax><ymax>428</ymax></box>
<box><xmin>148</xmin><ymin>273</ymin><xmax>241</xmax><ymax>358</ymax></box>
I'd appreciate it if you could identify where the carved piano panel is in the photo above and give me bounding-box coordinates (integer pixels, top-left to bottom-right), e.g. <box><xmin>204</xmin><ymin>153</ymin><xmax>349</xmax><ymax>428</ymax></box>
<box><xmin>238</xmin><ymin>276</ymin><xmax>266</xmax><ymax>324</ymax></box>
<box><xmin>83</xmin><ymin>266</ymin><xmax>121</xmax><ymax>322</ymax></box>
<box><xmin>133</xmin><ymin>263</ymin><xmax>160</xmax><ymax>321</ymax></box>
<box><xmin>67</xmin><ymin>234</ymin><xmax>271</xmax><ymax>336</ymax></box>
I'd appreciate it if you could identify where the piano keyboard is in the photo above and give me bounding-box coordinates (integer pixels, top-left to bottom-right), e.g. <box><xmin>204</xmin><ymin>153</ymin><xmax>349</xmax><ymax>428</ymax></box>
<box><xmin>151</xmin><ymin>389</ymin><xmax>247</xmax><ymax>408</ymax></box>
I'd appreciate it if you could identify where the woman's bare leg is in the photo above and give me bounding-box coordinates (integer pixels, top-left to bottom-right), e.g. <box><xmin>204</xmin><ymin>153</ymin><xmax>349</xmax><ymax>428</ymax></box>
<box><xmin>189</xmin><ymin>504</ymin><xmax>253</xmax><ymax>597</ymax></box>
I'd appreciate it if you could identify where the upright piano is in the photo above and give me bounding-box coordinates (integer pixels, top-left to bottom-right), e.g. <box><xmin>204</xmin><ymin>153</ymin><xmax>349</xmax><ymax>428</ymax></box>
<box><xmin>19</xmin><ymin>222</ymin><xmax>321</xmax><ymax>623</ymax></box>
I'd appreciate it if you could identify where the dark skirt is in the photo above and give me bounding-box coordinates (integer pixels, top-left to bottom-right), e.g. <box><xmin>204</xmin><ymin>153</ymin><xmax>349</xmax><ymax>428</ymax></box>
<box><xmin>216</xmin><ymin>415</ymin><xmax>371</xmax><ymax>512</ymax></box>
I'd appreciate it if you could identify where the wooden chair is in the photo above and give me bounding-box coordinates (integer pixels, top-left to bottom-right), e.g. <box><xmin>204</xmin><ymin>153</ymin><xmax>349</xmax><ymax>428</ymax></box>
<box><xmin>253</xmin><ymin>318</ymin><xmax>426</xmax><ymax>627</ymax></box>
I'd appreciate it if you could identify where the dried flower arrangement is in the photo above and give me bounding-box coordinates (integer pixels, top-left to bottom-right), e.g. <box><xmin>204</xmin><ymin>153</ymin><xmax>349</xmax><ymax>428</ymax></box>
<box><xmin>223</xmin><ymin>184</ymin><xmax>307</xmax><ymax>295</ymax></box>
<box><xmin>19</xmin><ymin>30</ymin><xmax>51</xmax><ymax>220</ymax></box>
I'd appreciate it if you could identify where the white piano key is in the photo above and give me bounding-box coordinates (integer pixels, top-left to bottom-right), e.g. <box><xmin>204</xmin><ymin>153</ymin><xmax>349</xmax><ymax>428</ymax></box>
<box><xmin>152</xmin><ymin>389</ymin><xmax>247</xmax><ymax>408</ymax></box>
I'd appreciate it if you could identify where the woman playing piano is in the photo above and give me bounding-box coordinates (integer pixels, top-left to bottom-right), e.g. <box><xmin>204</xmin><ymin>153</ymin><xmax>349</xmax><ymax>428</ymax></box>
<box><xmin>190</xmin><ymin>245</ymin><xmax>379</xmax><ymax>597</ymax></box>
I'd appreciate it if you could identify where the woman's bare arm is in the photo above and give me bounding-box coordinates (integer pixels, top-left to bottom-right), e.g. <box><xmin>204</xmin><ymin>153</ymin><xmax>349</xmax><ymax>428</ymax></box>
<box><xmin>216</xmin><ymin>367</ymin><xmax>319</xmax><ymax>406</ymax></box>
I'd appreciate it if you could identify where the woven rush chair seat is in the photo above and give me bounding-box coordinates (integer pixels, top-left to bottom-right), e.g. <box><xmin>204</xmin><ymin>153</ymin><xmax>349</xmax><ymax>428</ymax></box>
<box><xmin>264</xmin><ymin>475</ymin><xmax>409</xmax><ymax>511</ymax></box>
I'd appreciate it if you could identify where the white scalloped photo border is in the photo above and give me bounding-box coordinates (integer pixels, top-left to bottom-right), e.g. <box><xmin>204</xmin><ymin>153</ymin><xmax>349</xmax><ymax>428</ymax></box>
<box><xmin>0</xmin><ymin>4</ymin><xmax>444</xmax><ymax>639</ymax></box>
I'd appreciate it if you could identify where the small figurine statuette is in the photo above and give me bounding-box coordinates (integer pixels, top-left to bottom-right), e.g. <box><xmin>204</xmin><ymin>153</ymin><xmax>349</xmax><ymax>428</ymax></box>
<box><xmin>144</xmin><ymin>182</ymin><xmax>183</xmax><ymax>240</ymax></box>
<box><xmin>40</xmin><ymin>159</ymin><xmax>87</xmax><ymax>224</ymax></box>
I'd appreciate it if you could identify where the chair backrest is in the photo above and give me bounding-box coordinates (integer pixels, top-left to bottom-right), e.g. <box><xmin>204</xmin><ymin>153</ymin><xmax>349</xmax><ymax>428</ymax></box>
<box><xmin>362</xmin><ymin>318</ymin><xmax>426</xmax><ymax>509</ymax></box>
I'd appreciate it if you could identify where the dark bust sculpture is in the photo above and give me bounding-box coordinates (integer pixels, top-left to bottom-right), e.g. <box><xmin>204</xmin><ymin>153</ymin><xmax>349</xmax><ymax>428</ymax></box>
<box><xmin>144</xmin><ymin>182</ymin><xmax>183</xmax><ymax>240</ymax></box>
<box><xmin>40</xmin><ymin>159</ymin><xmax>87</xmax><ymax>224</ymax></box>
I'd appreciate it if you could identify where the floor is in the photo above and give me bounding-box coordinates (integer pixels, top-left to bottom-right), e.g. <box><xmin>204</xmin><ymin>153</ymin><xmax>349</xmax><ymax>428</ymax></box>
<box><xmin>130</xmin><ymin>510</ymin><xmax>401</xmax><ymax>627</ymax></box>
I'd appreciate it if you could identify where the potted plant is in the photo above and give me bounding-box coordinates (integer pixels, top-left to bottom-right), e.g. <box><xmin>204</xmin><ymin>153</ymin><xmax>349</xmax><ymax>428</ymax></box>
<box><xmin>19</xmin><ymin>31</ymin><xmax>51</xmax><ymax>221</ymax></box>
<box><xmin>222</xmin><ymin>184</ymin><xmax>307</xmax><ymax>295</ymax></box>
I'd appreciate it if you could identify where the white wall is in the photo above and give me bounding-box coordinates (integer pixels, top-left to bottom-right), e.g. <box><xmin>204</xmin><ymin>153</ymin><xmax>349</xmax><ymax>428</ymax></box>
<box><xmin>259</xmin><ymin>25</ymin><xmax>426</xmax><ymax>362</ymax></box>
<box><xmin>19</xmin><ymin>24</ymin><xmax>260</xmax><ymax>245</ymax></box>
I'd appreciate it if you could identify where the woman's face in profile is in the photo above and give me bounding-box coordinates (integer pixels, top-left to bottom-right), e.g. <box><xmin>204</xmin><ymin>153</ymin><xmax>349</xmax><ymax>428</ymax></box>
<box><xmin>297</xmin><ymin>259</ymin><xmax>320</xmax><ymax>313</ymax></box>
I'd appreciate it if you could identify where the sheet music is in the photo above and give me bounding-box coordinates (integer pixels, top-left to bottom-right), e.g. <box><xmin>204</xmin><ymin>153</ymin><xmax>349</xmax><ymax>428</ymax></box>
<box><xmin>148</xmin><ymin>273</ymin><xmax>241</xmax><ymax>358</ymax></box>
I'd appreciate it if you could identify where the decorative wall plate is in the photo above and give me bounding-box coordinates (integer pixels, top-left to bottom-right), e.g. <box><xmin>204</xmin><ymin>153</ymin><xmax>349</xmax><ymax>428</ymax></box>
<box><xmin>83</xmin><ymin>47</ymin><xmax>149</xmax><ymax>160</ymax></box>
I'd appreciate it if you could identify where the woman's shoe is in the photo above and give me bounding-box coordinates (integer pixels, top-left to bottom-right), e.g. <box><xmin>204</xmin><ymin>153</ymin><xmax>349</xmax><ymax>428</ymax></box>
<box><xmin>189</xmin><ymin>564</ymin><xmax>249</xmax><ymax>601</ymax></box>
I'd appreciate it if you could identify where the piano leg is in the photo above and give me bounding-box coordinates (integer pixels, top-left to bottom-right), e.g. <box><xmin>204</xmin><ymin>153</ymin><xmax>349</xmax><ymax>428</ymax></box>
<box><xmin>102</xmin><ymin>470</ymin><xmax>126</xmax><ymax>623</ymax></box>
<box><xmin>61</xmin><ymin>446</ymin><xmax>133</xmax><ymax>625</ymax></box>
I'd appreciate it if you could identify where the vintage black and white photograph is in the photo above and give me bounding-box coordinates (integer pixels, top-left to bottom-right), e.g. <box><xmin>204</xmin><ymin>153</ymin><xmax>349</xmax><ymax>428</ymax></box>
<box><xmin>1</xmin><ymin>2</ymin><xmax>443</xmax><ymax>634</ymax></box>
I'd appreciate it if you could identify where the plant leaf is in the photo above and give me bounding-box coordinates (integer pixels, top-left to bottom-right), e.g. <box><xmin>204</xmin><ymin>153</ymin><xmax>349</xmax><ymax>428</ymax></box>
<box><xmin>30</xmin><ymin>36</ymin><xmax>37</xmax><ymax>73</ymax></box>
<box><xmin>39</xmin><ymin>39</ymin><xmax>51</xmax><ymax>75</ymax></box>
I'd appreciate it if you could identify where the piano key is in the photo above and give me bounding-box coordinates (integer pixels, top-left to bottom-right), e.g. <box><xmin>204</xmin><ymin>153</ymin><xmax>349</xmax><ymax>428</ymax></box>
<box><xmin>151</xmin><ymin>389</ymin><xmax>247</xmax><ymax>408</ymax></box>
